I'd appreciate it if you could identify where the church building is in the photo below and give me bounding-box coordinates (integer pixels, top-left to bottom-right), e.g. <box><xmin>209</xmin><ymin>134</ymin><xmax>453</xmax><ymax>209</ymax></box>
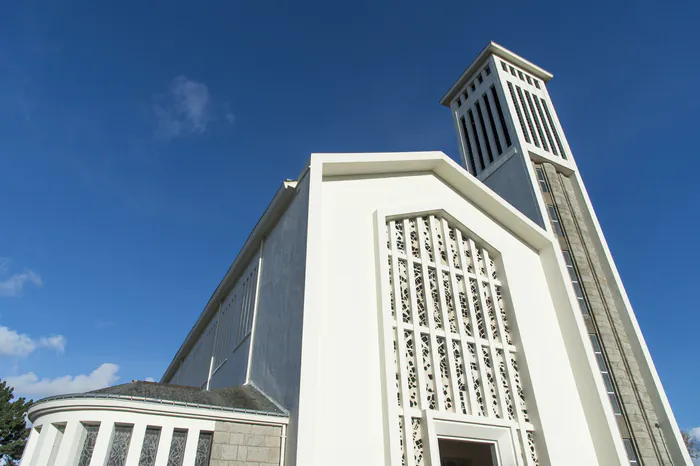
<box><xmin>19</xmin><ymin>43</ymin><xmax>691</xmax><ymax>466</ymax></box>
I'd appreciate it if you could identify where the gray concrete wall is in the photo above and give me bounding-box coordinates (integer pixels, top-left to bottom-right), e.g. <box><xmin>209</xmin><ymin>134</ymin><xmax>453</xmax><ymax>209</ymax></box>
<box><xmin>208</xmin><ymin>338</ymin><xmax>251</xmax><ymax>390</ymax></box>
<box><xmin>249</xmin><ymin>178</ymin><xmax>308</xmax><ymax>410</ymax></box>
<box><xmin>211</xmin><ymin>421</ymin><xmax>283</xmax><ymax>466</ymax></box>
<box><xmin>168</xmin><ymin>253</ymin><xmax>259</xmax><ymax>389</ymax></box>
<box><xmin>248</xmin><ymin>177</ymin><xmax>309</xmax><ymax>466</ymax></box>
<box><xmin>481</xmin><ymin>153</ymin><xmax>544</xmax><ymax>228</ymax></box>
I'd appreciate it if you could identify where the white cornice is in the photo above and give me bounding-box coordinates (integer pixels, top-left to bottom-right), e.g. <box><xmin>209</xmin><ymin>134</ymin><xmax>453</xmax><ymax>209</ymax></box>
<box><xmin>440</xmin><ymin>41</ymin><xmax>554</xmax><ymax>107</ymax></box>
<box><xmin>28</xmin><ymin>396</ymin><xmax>289</xmax><ymax>425</ymax></box>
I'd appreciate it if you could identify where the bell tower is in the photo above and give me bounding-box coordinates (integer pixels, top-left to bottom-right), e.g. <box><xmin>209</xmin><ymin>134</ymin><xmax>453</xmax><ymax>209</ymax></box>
<box><xmin>441</xmin><ymin>42</ymin><xmax>690</xmax><ymax>465</ymax></box>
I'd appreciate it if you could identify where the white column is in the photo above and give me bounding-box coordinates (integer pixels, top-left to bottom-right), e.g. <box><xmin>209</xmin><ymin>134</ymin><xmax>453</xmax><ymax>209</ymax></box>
<box><xmin>124</xmin><ymin>423</ymin><xmax>147</xmax><ymax>466</ymax></box>
<box><xmin>54</xmin><ymin>421</ymin><xmax>83</xmax><ymax>466</ymax></box>
<box><xmin>30</xmin><ymin>423</ymin><xmax>57</xmax><ymax>466</ymax></box>
<box><xmin>46</xmin><ymin>425</ymin><xmax>66</xmax><ymax>466</ymax></box>
<box><xmin>154</xmin><ymin>426</ymin><xmax>173</xmax><ymax>466</ymax></box>
<box><xmin>182</xmin><ymin>429</ymin><xmax>199</xmax><ymax>465</ymax></box>
<box><xmin>89</xmin><ymin>421</ymin><xmax>114</xmax><ymax>466</ymax></box>
<box><xmin>19</xmin><ymin>426</ymin><xmax>42</xmax><ymax>466</ymax></box>
<box><xmin>32</xmin><ymin>423</ymin><xmax>58</xmax><ymax>466</ymax></box>
<box><xmin>30</xmin><ymin>423</ymin><xmax>56</xmax><ymax>466</ymax></box>
<box><xmin>245</xmin><ymin>240</ymin><xmax>265</xmax><ymax>383</ymax></box>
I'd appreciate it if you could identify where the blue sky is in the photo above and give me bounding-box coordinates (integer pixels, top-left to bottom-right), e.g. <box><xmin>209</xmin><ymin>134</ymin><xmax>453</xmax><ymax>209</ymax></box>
<box><xmin>0</xmin><ymin>0</ymin><xmax>698</xmax><ymax>438</ymax></box>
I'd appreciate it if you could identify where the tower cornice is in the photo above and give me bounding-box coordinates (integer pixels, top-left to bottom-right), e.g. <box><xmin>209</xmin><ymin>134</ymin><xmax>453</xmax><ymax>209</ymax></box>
<box><xmin>440</xmin><ymin>41</ymin><xmax>553</xmax><ymax>107</ymax></box>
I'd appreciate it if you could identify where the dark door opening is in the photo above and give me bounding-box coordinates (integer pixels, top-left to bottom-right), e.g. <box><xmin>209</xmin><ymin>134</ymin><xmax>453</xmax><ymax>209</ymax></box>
<box><xmin>439</xmin><ymin>438</ymin><xmax>496</xmax><ymax>466</ymax></box>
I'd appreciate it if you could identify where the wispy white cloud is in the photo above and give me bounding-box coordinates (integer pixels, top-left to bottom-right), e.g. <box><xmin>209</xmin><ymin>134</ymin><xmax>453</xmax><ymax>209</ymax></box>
<box><xmin>224</xmin><ymin>102</ymin><xmax>235</xmax><ymax>125</ymax></box>
<box><xmin>38</xmin><ymin>335</ymin><xmax>66</xmax><ymax>353</ymax></box>
<box><xmin>95</xmin><ymin>320</ymin><xmax>115</xmax><ymax>329</ymax></box>
<box><xmin>0</xmin><ymin>326</ymin><xmax>66</xmax><ymax>357</ymax></box>
<box><xmin>0</xmin><ymin>258</ymin><xmax>42</xmax><ymax>297</ymax></box>
<box><xmin>153</xmin><ymin>76</ymin><xmax>212</xmax><ymax>139</ymax></box>
<box><xmin>5</xmin><ymin>363</ymin><xmax>120</xmax><ymax>398</ymax></box>
<box><xmin>0</xmin><ymin>327</ymin><xmax>35</xmax><ymax>357</ymax></box>
<box><xmin>152</xmin><ymin>76</ymin><xmax>234</xmax><ymax>140</ymax></box>
<box><xmin>690</xmin><ymin>426</ymin><xmax>700</xmax><ymax>442</ymax></box>
<box><xmin>144</xmin><ymin>377</ymin><xmax>155</xmax><ymax>382</ymax></box>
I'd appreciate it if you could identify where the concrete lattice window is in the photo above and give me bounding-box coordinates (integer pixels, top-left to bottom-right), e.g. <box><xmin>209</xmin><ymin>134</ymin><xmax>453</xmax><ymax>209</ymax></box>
<box><xmin>77</xmin><ymin>424</ymin><xmax>100</xmax><ymax>466</ymax></box>
<box><xmin>384</xmin><ymin>214</ymin><xmax>539</xmax><ymax>466</ymax></box>
<box><xmin>106</xmin><ymin>425</ymin><xmax>133</xmax><ymax>466</ymax></box>
<box><xmin>167</xmin><ymin>430</ymin><xmax>188</xmax><ymax>466</ymax></box>
<box><xmin>138</xmin><ymin>427</ymin><xmax>161</xmax><ymax>466</ymax></box>
<box><xmin>195</xmin><ymin>432</ymin><xmax>213</xmax><ymax>466</ymax></box>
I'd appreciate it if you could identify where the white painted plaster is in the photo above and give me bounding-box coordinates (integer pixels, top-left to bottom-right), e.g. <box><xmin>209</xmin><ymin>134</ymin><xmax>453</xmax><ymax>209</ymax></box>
<box><xmin>293</xmin><ymin>153</ymin><xmax>611</xmax><ymax>465</ymax></box>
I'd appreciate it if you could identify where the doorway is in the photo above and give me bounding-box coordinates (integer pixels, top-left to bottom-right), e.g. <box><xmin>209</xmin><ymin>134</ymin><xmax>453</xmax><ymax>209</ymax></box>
<box><xmin>439</xmin><ymin>438</ymin><xmax>497</xmax><ymax>466</ymax></box>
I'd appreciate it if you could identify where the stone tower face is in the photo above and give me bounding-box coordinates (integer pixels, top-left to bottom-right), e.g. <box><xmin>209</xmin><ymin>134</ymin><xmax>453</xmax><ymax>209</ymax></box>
<box><xmin>442</xmin><ymin>42</ymin><xmax>690</xmax><ymax>466</ymax></box>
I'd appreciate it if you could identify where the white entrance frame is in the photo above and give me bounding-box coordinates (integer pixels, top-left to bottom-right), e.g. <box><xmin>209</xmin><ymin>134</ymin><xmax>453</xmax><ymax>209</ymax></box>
<box><xmin>423</xmin><ymin>410</ymin><xmax>521</xmax><ymax>466</ymax></box>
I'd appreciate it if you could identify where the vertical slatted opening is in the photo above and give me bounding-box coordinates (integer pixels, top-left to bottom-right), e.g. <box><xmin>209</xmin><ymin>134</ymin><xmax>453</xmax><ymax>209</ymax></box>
<box><xmin>482</xmin><ymin>92</ymin><xmax>503</xmax><ymax>155</ymax></box>
<box><xmin>460</xmin><ymin>116</ymin><xmax>477</xmax><ymax>175</ymax></box>
<box><xmin>533</xmin><ymin>98</ymin><xmax>558</xmax><ymax>156</ymax></box>
<box><xmin>468</xmin><ymin>110</ymin><xmax>486</xmax><ymax>171</ymax></box>
<box><xmin>474</xmin><ymin>101</ymin><xmax>494</xmax><ymax>164</ymax></box>
<box><xmin>490</xmin><ymin>86</ymin><xmax>512</xmax><ymax>148</ymax></box>
<box><xmin>540</xmin><ymin>98</ymin><xmax>567</xmax><ymax>159</ymax></box>
<box><xmin>514</xmin><ymin>85</ymin><xmax>539</xmax><ymax>148</ymax></box>
<box><xmin>524</xmin><ymin>90</ymin><xmax>548</xmax><ymax>152</ymax></box>
<box><xmin>506</xmin><ymin>82</ymin><xmax>530</xmax><ymax>144</ymax></box>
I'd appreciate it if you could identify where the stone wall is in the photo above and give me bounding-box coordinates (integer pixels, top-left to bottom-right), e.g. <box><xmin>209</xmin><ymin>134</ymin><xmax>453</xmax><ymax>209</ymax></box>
<box><xmin>543</xmin><ymin>163</ymin><xmax>669</xmax><ymax>465</ymax></box>
<box><xmin>210</xmin><ymin>420</ymin><xmax>283</xmax><ymax>466</ymax></box>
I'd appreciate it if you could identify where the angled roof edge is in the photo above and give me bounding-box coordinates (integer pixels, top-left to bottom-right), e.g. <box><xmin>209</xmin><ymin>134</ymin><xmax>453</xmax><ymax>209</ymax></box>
<box><xmin>312</xmin><ymin>151</ymin><xmax>553</xmax><ymax>251</ymax></box>
<box><xmin>160</xmin><ymin>179</ymin><xmax>301</xmax><ymax>384</ymax></box>
<box><xmin>440</xmin><ymin>41</ymin><xmax>554</xmax><ymax>107</ymax></box>
<box><xmin>247</xmin><ymin>380</ymin><xmax>289</xmax><ymax>415</ymax></box>
<box><xmin>161</xmin><ymin>151</ymin><xmax>555</xmax><ymax>385</ymax></box>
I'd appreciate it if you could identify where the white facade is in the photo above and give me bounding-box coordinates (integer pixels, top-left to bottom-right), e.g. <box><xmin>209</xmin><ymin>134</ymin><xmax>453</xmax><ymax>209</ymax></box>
<box><xmin>293</xmin><ymin>152</ymin><xmax>618</xmax><ymax>465</ymax></box>
<box><xmin>21</xmin><ymin>44</ymin><xmax>689</xmax><ymax>466</ymax></box>
<box><xmin>24</xmin><ymin>151</ymin><xmax>687</xmax><ymax>466</ymax></box>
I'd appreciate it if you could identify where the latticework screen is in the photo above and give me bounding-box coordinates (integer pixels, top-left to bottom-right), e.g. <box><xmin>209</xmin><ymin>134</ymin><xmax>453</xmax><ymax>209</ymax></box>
<box><xmin>383</xmin><ymin>214</ymin><xmax>539</xmax><ymax>466</ymax></box>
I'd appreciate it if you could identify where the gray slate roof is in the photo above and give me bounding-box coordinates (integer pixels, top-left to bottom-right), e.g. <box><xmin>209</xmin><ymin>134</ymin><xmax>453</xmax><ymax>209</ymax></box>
<box><xmin>42</xmin><ymin>381</ymin><xmax>286</xmax><ymax>416</ymax></box>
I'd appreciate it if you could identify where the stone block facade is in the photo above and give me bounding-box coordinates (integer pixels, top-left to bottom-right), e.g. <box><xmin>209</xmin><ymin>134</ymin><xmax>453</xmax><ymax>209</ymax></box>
<box><xmin>210</xmin><ymin>420</ymin><xmax>284</xmax><ymax>466</ymax></box>
<box><xmin>542</xmin><ymin>163</ymin><xmax>670</xmax><ymax>465</ymax></box>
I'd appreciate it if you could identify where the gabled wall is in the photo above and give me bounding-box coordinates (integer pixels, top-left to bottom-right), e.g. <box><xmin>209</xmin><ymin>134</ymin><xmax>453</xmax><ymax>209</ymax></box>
<box><xmin>293</xmin><ymin>153</ymin><xmax>618</xmax><ymax>465</ymax></box>
<box><xmin>481</xmin><ymin>153</ymin><xmax>543</xmax><ymax>227</ymax></box>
